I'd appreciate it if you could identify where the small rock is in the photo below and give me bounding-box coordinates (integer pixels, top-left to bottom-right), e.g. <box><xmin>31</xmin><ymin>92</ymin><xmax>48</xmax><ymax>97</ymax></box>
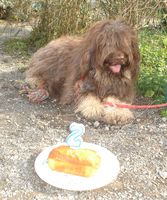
<box><xmin>2</xmin><ymin>56</ymin><xmax>12</xmax><ymax>63</ymax></box>
<box><xmin>0</xmin><ymin>82</ymin><xmax>9</xmax><ymax>89</ymax></box>
<box><xmin>163</xmin><ymin>139</ymin><xmax>167</xmax><ymax>144</ymax></box>
<box><xmin>88</xmin><ymin>122</ymin><xmax>92</xmax><ymax>126</ymax></box>
<box><xmin>52</xmin><ymin>99</ymin><xmax>57</xmax><ymax>103</ymax></box>
<box><xmin>140</xmin><ymin>125</ymin><xmax>144</xmax><ymax>129</ymax></box>
<box><xmin>163</xmin><ymin>139</ymin><xmax>167</xmax><ymax>150</ymax></box>
<box><xmin>162</xmin><ymin>117</ymin><xmax>167</xmax><ymax>122</ymax></box>
<box><xmin>158</xmin><ymin>171</ymin><xmax>167</xmax><ymax>179</ymax></box>
<box><xmin>159</xmin><ymin>124</ymin><xmax>166</xmax><ymax>128</ymax></box>
<box><xmin>105</xmin><ymin>126</ymin><xmax>110</xmax><ymax>131</ymax></box>
<box><xmin>30</xmin><ymin>114</ymin><xmax>36</xmax><ymax>121</ymax></box>
<box><xmin>94</xmin><ymin>121</ymin><xmax>100</xmax><ymax>128</ymax></box>
<box><xmin>136</xmin><ymin>118</ymin><xmax>141</xmax><ymax>122</ymax></box>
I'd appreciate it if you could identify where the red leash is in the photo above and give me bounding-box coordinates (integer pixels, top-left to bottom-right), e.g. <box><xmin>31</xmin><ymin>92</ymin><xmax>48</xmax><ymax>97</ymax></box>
<box><xmin>103</xmin><ymin>102</ymin><xmax>167</xmax><ymax>109</ymax></box>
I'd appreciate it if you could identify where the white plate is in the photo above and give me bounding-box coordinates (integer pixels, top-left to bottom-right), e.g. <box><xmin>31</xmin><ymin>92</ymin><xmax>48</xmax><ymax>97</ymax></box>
<box><xmin>34</xmin><ymin>142</ymin><xmax>120</xmax><ymax>191</ymax></box>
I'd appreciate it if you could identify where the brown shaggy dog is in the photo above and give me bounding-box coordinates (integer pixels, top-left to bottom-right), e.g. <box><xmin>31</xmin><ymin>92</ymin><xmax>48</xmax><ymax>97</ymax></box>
<box><xmin>26</xmin><ymin>19</ymin><xmax>140</xmax><ymax>125</ymax></box>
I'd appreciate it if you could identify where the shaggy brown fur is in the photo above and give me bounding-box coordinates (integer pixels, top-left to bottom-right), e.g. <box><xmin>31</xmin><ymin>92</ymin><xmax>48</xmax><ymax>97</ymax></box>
<box><xmin>26</xmin><ymin>19</ymin><xmax>140</xmax><ymax>125</ymax></box>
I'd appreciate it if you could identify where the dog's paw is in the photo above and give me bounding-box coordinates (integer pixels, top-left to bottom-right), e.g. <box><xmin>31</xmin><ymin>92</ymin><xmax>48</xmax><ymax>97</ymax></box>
<box><xmin>76</xmin><ymin>94</ymin><xmax>103</xmax><ymax>120</ymax></box>
<box><xmin>102</xmin><ymin>96</ymin><xmax>134</xmax><ymax>125</ymax></box>
<box><xmin>27</xmin><ymin>89</ymin><xmax>49</xmax><ymax>103</ymax></box>
<box><xmin>103</xmin><ymin>106</ymin><xmax>134</xmax><ymax>125</ymax></box>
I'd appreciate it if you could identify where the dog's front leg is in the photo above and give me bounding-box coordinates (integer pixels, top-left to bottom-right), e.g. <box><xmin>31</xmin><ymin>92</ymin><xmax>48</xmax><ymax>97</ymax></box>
<box><xmin>59</xmin><ymin>77</ymin><xmax>76</xmax><ymax>105</ymax></box>
<box><xmin>102</xmin><ymin>96</ymin><xmax>134</xmax><ymax>125</ymax></box>
<box><xmin>75</xmin><ymin>93</ymin><xmax>104</xmax><ymax>120</ymax></box>
<box><xmin>59</xmin><ymin>89</ymin><xmax>74</xmax><ymax>105</ymax></box>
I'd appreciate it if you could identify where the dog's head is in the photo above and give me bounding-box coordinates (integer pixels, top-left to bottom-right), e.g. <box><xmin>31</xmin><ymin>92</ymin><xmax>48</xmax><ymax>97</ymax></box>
<box><xmin>80</xmin><ymin>20</ymin><xmax>140</xmax><ymax>79</ymax></box>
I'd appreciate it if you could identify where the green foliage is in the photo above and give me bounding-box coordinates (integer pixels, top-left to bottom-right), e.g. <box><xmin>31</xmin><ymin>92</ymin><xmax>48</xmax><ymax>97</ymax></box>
<box><xmin>138</xmin><ymin>29</ymin><xmax>167</xmax><ymax>103</ymax></box>
<box><xmin>4</xmin><ymin>38</ymin><xmax>31</xmax><ymax>57</ymax></box>
<box><xmin>160</xmin><ymin>109</ymin><xmax>167</xmax><ymax>117</ymax></box>
<box><xmin>163</xmin><ymin>38</ymin><xmax>167</xmax><ymax>47</ymax></box>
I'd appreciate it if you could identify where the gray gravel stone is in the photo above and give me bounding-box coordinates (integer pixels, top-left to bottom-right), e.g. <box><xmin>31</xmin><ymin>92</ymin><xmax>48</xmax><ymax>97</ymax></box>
<box><xmin>94</xmin><ymin>121</ymin><xmax>100</xmax><ymax>128</ymax></box>
<box><xmin>158</xmin><ymin>171</ymin><xmax>167</xmax><ymax>179</ymax></box>
<box><xmin>104</xmin><ymin>126</ymin><xmax>110</xmax><ymax>131</ymax></box>
<box><xmin>162</xmin><ymin>117</ymin><xmax>167</xmax><ymax>122</ymax></box>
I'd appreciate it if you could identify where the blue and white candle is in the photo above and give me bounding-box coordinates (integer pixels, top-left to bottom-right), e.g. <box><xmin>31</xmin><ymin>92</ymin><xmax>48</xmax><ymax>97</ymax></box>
<box><xmin>65</xmin><ymin>122</ymin><xmax>85</xmax><ymax>149</ymax></box>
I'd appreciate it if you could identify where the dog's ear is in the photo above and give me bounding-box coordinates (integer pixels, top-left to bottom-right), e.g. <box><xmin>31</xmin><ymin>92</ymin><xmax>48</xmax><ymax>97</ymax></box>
<box><xmin>80</xmin><ymin>49</ymin><xmax>95</xmax><ymax>76</ymax></box>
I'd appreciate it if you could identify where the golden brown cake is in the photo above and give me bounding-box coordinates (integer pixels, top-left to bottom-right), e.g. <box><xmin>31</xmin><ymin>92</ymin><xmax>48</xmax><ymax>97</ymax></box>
<box><xmin>48</xmin><ymin>145</ymin><xmax>101</xmax><ymax>177</ymax></box>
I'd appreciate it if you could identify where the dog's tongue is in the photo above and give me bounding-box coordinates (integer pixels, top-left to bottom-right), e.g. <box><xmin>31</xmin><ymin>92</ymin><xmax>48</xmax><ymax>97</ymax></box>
<box><xmin>109</xmin><ymin>65</ymin><xmax>121</xmax><ymax>73</ymax></box>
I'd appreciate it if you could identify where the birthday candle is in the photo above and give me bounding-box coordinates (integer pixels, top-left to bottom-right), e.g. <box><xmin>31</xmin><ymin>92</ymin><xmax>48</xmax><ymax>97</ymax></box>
<box><xmin>65</xmin><ymin>122</ymin><xmax>85</xmax><ymax>149</ymax></box>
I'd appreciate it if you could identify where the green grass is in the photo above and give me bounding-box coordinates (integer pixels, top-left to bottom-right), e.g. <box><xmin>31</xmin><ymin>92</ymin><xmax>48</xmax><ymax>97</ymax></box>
<box><xmin>138</xmin><ymin>28</ymin><xmax>167</xmax><ymax>103</ymax></box>
<box><xmin>138</xmin><ymin>28</ymin><xmax>167</xmax><ymax>117</ymax></box>
<box><xmin>160</xmin><ymin>109</ymin><xmax>167</xmax><ymax>117</ymax></box>
<box><xmin>4</xmin><ymin>38</ymin><xmax>32</xmax><ymax>58</ymax></box>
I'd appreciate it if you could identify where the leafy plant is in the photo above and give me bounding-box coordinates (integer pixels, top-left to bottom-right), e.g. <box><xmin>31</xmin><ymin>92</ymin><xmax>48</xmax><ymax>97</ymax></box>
<box><xmin>4</xmin><ymin>38</ymin><xmax>31</xmax><ymax>57</ymax></box>
<box><xmin>160</xmin><ymin>109</ymin><xmax>167</xmax><ymax>117</ymax></box>
<box><xmin>138</xmin><ymin>28</ymin><xmax>167</xmax><ymax>103</ymax></box>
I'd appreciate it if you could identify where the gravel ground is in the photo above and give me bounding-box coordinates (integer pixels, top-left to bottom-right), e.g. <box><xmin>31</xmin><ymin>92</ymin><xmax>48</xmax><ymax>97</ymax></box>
<box><xmin>0</xmin><ymin>23</ymin><xmax>167</xmax><ymax>200</ymax></box>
